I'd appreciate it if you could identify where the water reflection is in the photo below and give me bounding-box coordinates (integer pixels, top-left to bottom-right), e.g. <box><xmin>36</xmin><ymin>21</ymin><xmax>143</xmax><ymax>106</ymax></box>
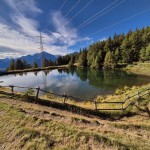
<box><xmin>0</xmin><ymin>68</ymin><xmax>149</xmax><ymax>99</ymax></box>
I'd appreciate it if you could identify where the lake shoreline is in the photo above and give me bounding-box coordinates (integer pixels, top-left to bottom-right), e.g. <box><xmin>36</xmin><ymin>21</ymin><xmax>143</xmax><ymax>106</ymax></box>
<box><xmin>1</xmin><ymin>62</ymin><xmax>150</xmax><ymax>77</ymax></box>
<box><xmin>0</xmin><ymin>65</ymin><xmax>68</xmax><ymax>76</ymax></box>
<box><xmin>122</xmin><ymin>62</ymin><xmax>150</xmax><ymax>77</ymax></box>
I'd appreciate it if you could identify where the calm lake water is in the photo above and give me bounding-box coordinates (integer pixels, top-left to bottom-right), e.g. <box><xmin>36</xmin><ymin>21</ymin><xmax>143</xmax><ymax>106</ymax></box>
<box><xmin>0</xmin><ymin>68</ymin><xmax>150</xmax><ymax>99</ymax></box>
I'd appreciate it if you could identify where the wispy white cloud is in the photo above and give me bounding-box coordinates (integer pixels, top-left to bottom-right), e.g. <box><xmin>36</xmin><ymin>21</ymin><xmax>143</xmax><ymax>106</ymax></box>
<box><xmin>4</xmin><ymin>0</ymin><xmax>42</xmax><ymax>14</ymax></box>
<box><xmin>12</xmin><ymin>15</ymin><xmax>39</xmax><ymax>37</ymax></box>
<box><xmin>52</xmin><ymin>11</ymin><xmax>78</xmax><ymax>46</ymax></box>
<box><xmin>0</xmin><ymin>0</ymin><xmax>91</xmax><ymax>58</ymax></box>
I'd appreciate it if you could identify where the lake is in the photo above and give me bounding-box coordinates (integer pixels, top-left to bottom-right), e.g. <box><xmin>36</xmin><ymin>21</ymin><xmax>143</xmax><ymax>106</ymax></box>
<box><xmin>0</xmin><ymin>68</ymin><xmax>150</xmax><ymax>99</ymax></box>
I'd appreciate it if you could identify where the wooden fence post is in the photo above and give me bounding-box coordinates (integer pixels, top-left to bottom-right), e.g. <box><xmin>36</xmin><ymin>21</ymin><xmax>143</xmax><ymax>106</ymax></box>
<box><xmin>10</xmin><ymin>85</ymin><xmax>14</xmax><ymax>94</ymax></box>
<box><xmin>137</xmin><ymin>91</ymin><xmax>141</xmax><ymax>102</ymax></box>
<box><xmin>148</xmin><ymin>89</ymin><xmax>150</xmax><ymax>96</ymax></box>
<box><xmin>63</xmin><ymin>93</ymin><xmax>66</xmax><ymax>104</ymax></box>
<box><xmin>36</xmin><ymin>87</ymin><xmax>40</xmax><ymax>99</ymax></box>
<box><xmin>94</xmin><ymin>99</ymin><xmax>97</xmax><ymax>110</ymax></box>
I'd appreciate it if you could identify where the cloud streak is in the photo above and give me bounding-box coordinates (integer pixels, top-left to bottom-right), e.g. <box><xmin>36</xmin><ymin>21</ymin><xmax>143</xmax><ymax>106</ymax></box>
<box><xmin>0</xmin><ymin>0</ymin><xmax>91</xmax><ymax>58</ymax></box>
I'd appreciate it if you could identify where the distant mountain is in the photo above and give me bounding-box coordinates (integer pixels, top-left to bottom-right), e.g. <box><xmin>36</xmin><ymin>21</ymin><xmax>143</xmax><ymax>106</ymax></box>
<box><xmin>0</xmin><ymin>51</ymin><xmax>57</xmax><ymax>70</ymax></box>
<box><xmin>0</xmin><ymin>58</ymin><xmax>11</xmax><ymax>70</ymax></box>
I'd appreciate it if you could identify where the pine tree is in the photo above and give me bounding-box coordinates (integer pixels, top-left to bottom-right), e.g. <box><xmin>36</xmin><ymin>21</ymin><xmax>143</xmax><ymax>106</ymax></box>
<box><xmin>33</xmin><ymin>62</ymin><xmax>38</xmax><ymax>68</ymax></box>
<box><xmin>145</xmin><ymin>44</ymin><xmax>150</xmax><ymax>61</ymax></box>
<box><xmin>49</xmin><ymin>59</ymin><xmax>54</xmax><ymax>66</ymax></box>
<box><xmin>104</xmin><ymin>37</ymin><xmax>112</xmax><ymax>52</ymax></box>
<box><xmin>78</xmin><ymin>49</ymin><xmax>87</xmax><ymax>67</ymax></box>
<box><xmin>121</xmin><ymin>37</ymin><xmax>132</xmax><ymax>63</ymax></box>
<box><xmin>91</xmin><ymin>50</ymin><xmax>103</xmax><ymax>69</ymax></box>
<box><xmin>42</xmin><ymin>58</ymin><xmax>49</xmax><ymax>67</ymax></box>
<box><xmin>15</xmin><ymin>59</ymin><xmax>24</xmax><ymax>70</ymax></box>
<box><xmin>69</xmin><ymin>55</ymin><xmax>75</xmax><ymax>67</ymax></box>
<box><xmin>140</xmin><ymin>44</ymin><xmax>150</xmax><ymax>61</ymax></box>
<box><xmin>57</xmin><ymin>56</ymin><xmax>63</xmax><ymax>65</ymax></box>
<box><xmin>114</xmin><ymin>47</ymin><xmax>120</xmax><ymax>62</ymax></box>
<box><xmin>8</xmin><ymin>59</ymin><xmax>15</xmax><ymax>70</ymax></box>
<box><xmin>140</xmin><ymin>47</ymin><xmax>146</xmax><ymax>61</ymax></box>
<box><xmin>103</xmin><ymin>51</ymin><xmax>116</xmax><ymax>69</ymax></box>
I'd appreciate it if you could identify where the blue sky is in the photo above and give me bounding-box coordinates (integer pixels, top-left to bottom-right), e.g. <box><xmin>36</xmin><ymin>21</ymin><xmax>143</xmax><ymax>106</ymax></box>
<box><xmin>0</xmin><ymin>0</ymin><xmax>150</xmax><ymax>58</ymax></box>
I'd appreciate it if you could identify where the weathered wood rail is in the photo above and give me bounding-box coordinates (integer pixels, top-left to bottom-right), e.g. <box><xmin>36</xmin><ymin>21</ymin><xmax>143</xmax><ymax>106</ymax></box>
<box><xmin>0</xmin><ymin>84</ymin><xmax>149</xmax><ymax>111</ymax></box>
<box><xmin>0</xmin><ymin>85</ymin><xmax>86</xmax><ymax>101</ymax></box>
<box><xmin>95</xmin><ymin>88</ymin><xmax>150</xmax><ymax>110</ymax></box>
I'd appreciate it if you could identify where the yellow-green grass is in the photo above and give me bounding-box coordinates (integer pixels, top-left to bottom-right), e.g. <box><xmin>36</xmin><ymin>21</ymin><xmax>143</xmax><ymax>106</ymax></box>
<box><xmin>0</xmin><ymin>99</ymin><xmax>150</xmax><ymax>149</ymax></box>
<box><xmin>123</xmin><ymin>62</ymin><xmax>150</xmax><ymax>76</ymax></box>
<box><xmin>41</xmin><ymin>83</ymin><xmax>150</xmax><ymax>115</ymax></box>
<box><xmin>0</xmin><ymin>83</ymin><xmax>149</xmax><ymax>117</ymax></box>
<box><xmin>0</xmin><ymin>102</ymin><xmax>130</xmax><ymax>149</ymax></box>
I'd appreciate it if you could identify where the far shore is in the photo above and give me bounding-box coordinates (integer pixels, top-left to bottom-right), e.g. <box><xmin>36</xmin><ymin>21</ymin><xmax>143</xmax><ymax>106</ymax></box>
<box><xmin>0</xmin><ymin>65</ymin><xmax>68</xmax><ymax>76</ymax></box>
<box><xmin>0</xmin><ymin>62</ymin><xmax>150</xmax><ymax>77</ymax></box>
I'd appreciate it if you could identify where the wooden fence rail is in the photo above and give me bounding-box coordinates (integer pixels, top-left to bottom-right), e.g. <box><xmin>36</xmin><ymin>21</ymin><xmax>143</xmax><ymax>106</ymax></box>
<box><xmin>0</xmin><ymin>84</ymin><xmax>149</xmax><ymax>111</ymax></box>
<box><xmin>96</xmin><ymin>88</ymin><xmax>150</xmax><ymax>110</ymax></box>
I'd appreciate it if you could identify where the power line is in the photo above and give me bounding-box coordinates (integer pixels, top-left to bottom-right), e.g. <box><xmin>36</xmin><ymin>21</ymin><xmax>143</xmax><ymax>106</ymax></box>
<box><xmin>53</xmin><ymin>0</ymin><xmax>68</xmax><ymax>19</ymax></box>
<box><xmin>63</xmin><ymin>0</ymin><xmax>93</xmax><ymax>27</ymax></box>
<box><xmin>89</xmin><ymin>8</ymin><xmax>150</xmax><ymax>36</ymax></box>
<box><xmin>76</xmin><ymin>0</ymin><xmax>119</xmax><ymax>30</ymax></box>
<box><xmin>42</xmin><ymin>0</ymin><xmax>68</xmax><ymax>33</ymax></box>
<box><xmin>64</xmin><ymin>0</ymin><xmax>81</xmax><ymax>18</ymax></box>
<box><xmin>76</xmin><ymin>0</ymin><xmax>126</xmax><ymax>31</ymax></box>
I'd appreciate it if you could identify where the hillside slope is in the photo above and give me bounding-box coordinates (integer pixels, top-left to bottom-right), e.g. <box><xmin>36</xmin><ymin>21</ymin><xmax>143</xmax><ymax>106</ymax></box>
<box><xmin>0</xmin><ymin>95</ymin><xmax>150</xmax><ymax>150</ymax></box>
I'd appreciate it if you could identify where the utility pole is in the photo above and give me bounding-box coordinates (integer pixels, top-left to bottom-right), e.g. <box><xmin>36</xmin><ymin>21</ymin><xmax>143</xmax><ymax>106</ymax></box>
<box><xmin>37</xmin><ymin>32</ymin><xmax>44</xmax><ymax>67</ymax></box>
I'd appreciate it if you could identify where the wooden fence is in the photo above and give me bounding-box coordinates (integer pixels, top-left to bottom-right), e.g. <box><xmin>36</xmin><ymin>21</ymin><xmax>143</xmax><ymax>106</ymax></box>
<box><xmin>95</xmin><ymin>88</ymin><xmax>150</xmax><ymax>110</ymax></box>
<box><xmin>0</xmin><ymin>85</ymin><xmax>86</xmax><ymax>102</ymax></box>
<box><xmin>0</xmin><ymin>84</ymin><xmax>149</xmax><ymax>111</ymax></box>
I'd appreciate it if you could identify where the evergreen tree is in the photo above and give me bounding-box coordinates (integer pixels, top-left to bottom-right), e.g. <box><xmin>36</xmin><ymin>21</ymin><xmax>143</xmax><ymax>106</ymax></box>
<box><xmin>114</xmin><ymin>47</ymin><xmax>120</xmax><ymax>62</ymax></box>
<box><xmin>8</xmin><ymin>59</ymin><xmax>15</xmax><ymax>70</ymax></box>
<box><xmin>15</xmin><ymin>59</ymin><xmax>24</xmax><ymax>70</ymax></box>
<box><xmin>91</xmin><ymin>50</ymin><xmax>103</xmax><ymax>69</ymax></box>
<box><xmin>69</xmin><ymin>55</ymin><xmax>75</xmax><ymax>67</ymax></box>
<box><xmin>140</xmin><ymin>44</ymin><xmax>150</xmax><ymax>61</ymax></box>
<box><xmin>49</xmin><ymin>59</ymin><xmax>54</xmax><ymax>66</ymax></box>
<box><xmin>42</xmin><ymin>58</ymin><xmax>49</xmax><ymax>67</ymax></box>
<box><xmin>104</xmin><ymin>37</ymin><xmax>112</xmax><ymax>52</ymax></box>
<box><xmin>57</xmin><ymin>56</ymin><xmax>63</xmax><ymax>65</ymax></box>
<box><xmin>129</xmin><ymin>30</ymin><xmax>142</xmax><ymax>61</ymax></box>
<box><xmin>140</xmin><ymin>47</ymin><xmax>147</xmax><ymax>61</ymax></box>
<box><xmin>103</xmin><ymin>51</ymin><xmax>116</xmax><ymax>69</ymax></box>
<box><xmin>33</xmin><ymin>62</ymin><xmax>38</xmax><ymax>68</ymax></box>
<box><xmin>120</xmin><ymin>37</ymin><xmax>132</xmax><ymax>63</ymax></box>
<box><xmin>78</xmin><ymin>49</ymin><xmax>87</xmax><ymax>67</ymax></box>
<box><xmin>145</xmin><ymin>44</ymin><xmax>150</xmax><ymax>61</ymax></box>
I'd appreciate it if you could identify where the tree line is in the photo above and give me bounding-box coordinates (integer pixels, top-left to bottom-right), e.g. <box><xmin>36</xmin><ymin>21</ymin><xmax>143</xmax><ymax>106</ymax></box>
<box><xmin>57</xmin><ymin>26</ymin><xmax>150</xmax><ymax>69</ymax></box>
<box><xmin>7</xmin><ymin>58</ymin><xmax>57</xmax><ymax>71</ymax></box>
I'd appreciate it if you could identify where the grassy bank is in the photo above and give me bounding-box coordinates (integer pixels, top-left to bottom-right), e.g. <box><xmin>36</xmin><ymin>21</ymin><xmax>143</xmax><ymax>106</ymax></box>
<box><xmin>0</xmin><ymin>95</ymin><xmax>150</xmax><ymax>149</ymax></box>
<box><xmin>0</xmin><ymin>82</ymin><xmax>149</xmax><ymax>119</ymax></box>
<box><xmin>0</xmin><ymin>65</ymin><xmax>68</xmax><ymax>76</ymax></box>
<box><xmin>123</xmin><ymin>62</ymin><xmax>150</xmax><ymax>76</ymax></box>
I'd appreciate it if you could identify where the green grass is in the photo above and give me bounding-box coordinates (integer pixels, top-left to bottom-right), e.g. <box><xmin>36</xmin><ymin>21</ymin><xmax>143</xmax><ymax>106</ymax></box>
<box><xmin>123</xmin><ymin>62</ymin><xmax>150</xmax><ymax>76</ymax></box>
<box><xmin>0</xmin><ymin>102</ymin><xmax>131</xmax><ymax>149</ymax></box>
<box><xmin>0</xmin><ymin>96</ymin><xmax>150</xmax><ymax>149</ymax></box>
<box><xmin>0</xmin><ymin>82</ymin><xmax>149</xmax><ymax>119</ymax></box>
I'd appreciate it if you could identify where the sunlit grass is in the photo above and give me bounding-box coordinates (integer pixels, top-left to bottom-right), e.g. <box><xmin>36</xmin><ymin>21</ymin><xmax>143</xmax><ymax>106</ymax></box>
<box><xmin>0</xmin><ymin>83</ymin><xmax>149</xmax><ymax>116</ymax></box>
<box><xmin>124</xmin><ymin>62</ymin><xmax>150</xmax><ymax>76</ymax></box>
